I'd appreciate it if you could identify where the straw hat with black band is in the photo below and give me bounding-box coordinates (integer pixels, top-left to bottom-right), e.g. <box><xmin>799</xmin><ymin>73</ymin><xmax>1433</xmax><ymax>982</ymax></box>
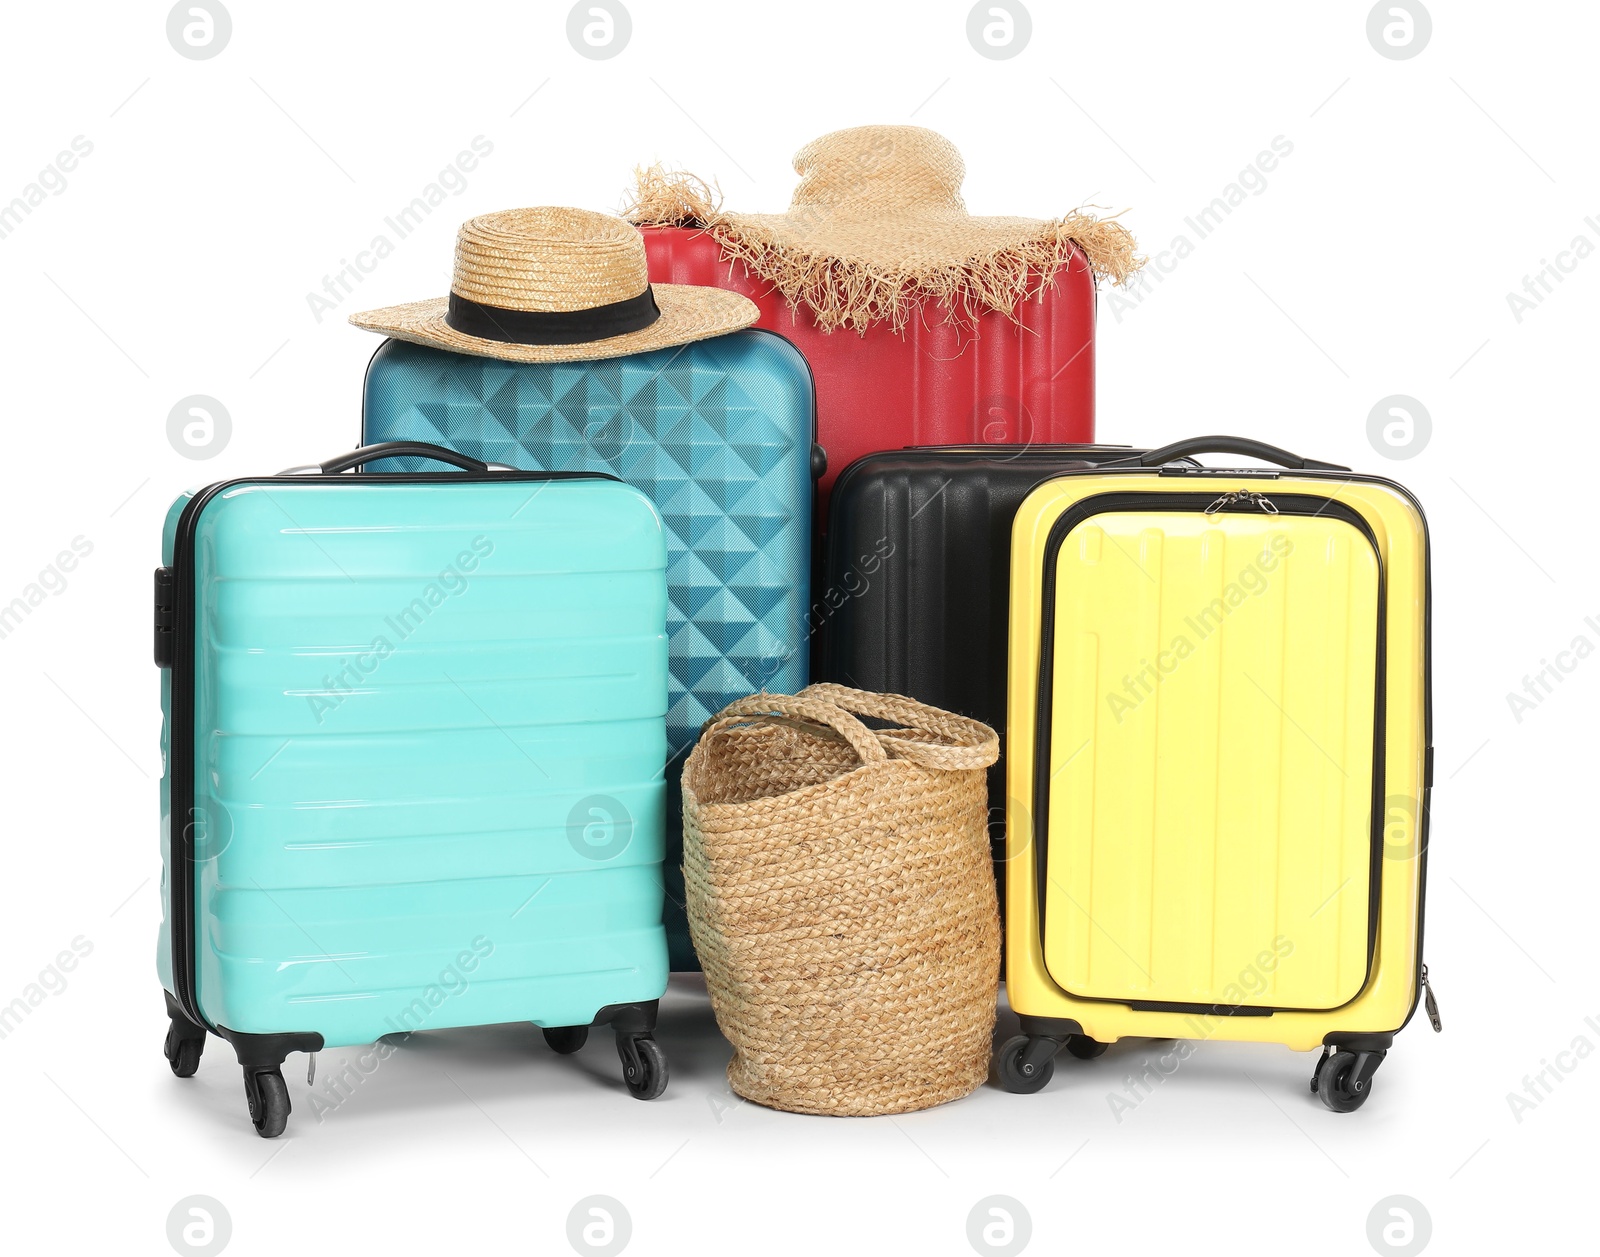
<box><xmin>349</xmin><ymin>206</ymin><xmax>758</xmax><ymax>362</ymax></box>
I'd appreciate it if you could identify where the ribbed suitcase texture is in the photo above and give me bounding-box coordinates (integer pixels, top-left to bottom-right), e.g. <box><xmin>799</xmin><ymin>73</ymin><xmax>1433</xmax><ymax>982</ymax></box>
<box><xmin>360</xmin><ymin>330</ymin><xmax>815</xmax><ymax>970</ymax></box>
<box><xmin>1002</xmin><ymin>442</ymin><xmax>1433</xmax><ymax>1104</ymax></box>
<box><xmin>158</xmin><ymin>472</ymin><xmax>670</xmax><ymax>1049</ymax></box>
<box><xmin>1039</xmin><ymin>508</ymin><xmax>1380</xmax><ymax>1010</ymax></box>
<box><xmin>817</xmin><ymin>446</ymin><xmax>1156</xmax><ymax>898</ymax></box>
<box><xmin>640</xmin><ymin>226</ymin><xmax>1096</xmax><ymax>511</ymax></box>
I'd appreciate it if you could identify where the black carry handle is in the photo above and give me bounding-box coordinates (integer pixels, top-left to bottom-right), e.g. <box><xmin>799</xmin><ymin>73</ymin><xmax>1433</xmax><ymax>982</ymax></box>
<box><xmin>1109</xmin><ymin>435</ymin><xmax>1350</xmax><ymax>472</ymax></box>
<box><xmin>318</xmin><ymin>442</ymin><xmax>493</xmax><ymax>475</ymax></box>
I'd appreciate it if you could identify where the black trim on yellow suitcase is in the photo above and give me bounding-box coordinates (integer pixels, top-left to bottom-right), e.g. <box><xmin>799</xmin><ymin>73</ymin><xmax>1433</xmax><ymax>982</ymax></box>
<box><xmin>1030</xmin><ymin>490</ymin><xmax>1389</xmax><ymax>1016</ymax></box>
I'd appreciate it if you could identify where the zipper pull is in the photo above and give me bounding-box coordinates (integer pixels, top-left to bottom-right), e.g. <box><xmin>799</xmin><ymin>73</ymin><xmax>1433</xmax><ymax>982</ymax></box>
<box><xmin>307</xmin><ymin>1052</ymin><xmax>318</xmax><ymax>1085</ymax></box>
<box><xmin>1205</xmin><ymin>490</ymin><xmax>1279</xmax><ymax>516</ymax></box>
<box><xmin>1422</xmin><ymin>965</ymin><xmax>1441</xmax><ymax>1032</ymax></box>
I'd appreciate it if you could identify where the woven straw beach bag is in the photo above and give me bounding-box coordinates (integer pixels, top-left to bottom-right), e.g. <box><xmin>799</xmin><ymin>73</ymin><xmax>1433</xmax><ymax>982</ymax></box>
<box><xmin>682</xmin><ymin>683</ymin><xmax>1000</xmax><ymax>1116</ymax></box>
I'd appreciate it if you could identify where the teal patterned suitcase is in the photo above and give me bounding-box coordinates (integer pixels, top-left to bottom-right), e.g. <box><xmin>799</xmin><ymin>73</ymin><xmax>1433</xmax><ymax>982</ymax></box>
<box><xmin>361</xmin><ymin>328</ymin><xmax>818</xmax><ymax>970</ymax></box>
<box><xmin>156</xmin><ymin>443</ymin><xmax>671</xmax><ymax>1136</ymax></box>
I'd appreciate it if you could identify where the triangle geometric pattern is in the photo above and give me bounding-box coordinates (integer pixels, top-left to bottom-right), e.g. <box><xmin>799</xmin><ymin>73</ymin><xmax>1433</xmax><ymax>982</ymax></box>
<box><xmin>361</xmin><ymin>329</ymin><xmax>815</xmax><ymax>760</ymax></box>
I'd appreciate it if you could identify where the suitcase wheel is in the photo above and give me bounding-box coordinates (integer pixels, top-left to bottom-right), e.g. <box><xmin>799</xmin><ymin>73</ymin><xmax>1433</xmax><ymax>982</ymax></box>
<box><xmin>616</xmin><ymin>1034</ymin><xmax>668</xmax><ymax>1101</ymax></box>
<box><xmin>996</xmin><ymin>1035</ymin><xmax>1057</xmax><ymax>1094</ymax></box>
<box><xmin>163</xmin><ymin>1019</ymin><xmax>205</xmax><ymax>1078</ymax></box>
<box><xmin>1062</xmin><ymin>1033</ymin><xmax>1109</xmax><ymax>1061</ymax></box>
<box><xmin>542</xmin><ymin>1025</ymin><xmax>589</xmax><ymax>1055</ymax></box>
<box><xmin>242</xmin><ymin>1066</ymin><xmax>291</xmax><ymax>1138</ymax></box>
<box><xmin>1312</xmin><ymin>1048</ymin><xmax>1384</xmax><ymax>1113</ymax></box>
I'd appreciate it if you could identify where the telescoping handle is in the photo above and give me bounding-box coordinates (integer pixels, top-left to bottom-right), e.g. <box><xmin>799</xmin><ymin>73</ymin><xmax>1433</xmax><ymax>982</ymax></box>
<box><xmin>1109</xmin><ymin>435</ymin><xmax>1350</xmax><ymax>472</ymax></box>
<box><xmin>315</xmin><ymin>442</ymin><xmax>503</xmax><ymax>474</ymax></box>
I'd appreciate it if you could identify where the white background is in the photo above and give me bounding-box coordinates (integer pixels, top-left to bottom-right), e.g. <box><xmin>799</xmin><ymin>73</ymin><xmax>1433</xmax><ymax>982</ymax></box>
<box><xmin>1</xmin><ymin>1</ymin><xmax>1593</xmax><ymax>1254</ymax></box>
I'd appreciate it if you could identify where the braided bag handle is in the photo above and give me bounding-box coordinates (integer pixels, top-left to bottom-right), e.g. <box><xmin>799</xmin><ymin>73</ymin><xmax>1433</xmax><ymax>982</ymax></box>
<box><xmin>703</xmin><ymin>691</ymin><xmax>890</xmax><ymax>767</ymax></box>
<box><xmin>797</xmin><ymin>683</ymin><xmax>998</xmax><ymax>772</ymax></box>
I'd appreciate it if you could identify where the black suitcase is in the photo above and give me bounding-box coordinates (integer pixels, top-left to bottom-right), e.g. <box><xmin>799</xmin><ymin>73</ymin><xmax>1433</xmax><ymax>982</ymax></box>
<box><xmin>816</xmin><ymin>445</ymin><xmax>1171</xmax><ymax>905</ymax></box>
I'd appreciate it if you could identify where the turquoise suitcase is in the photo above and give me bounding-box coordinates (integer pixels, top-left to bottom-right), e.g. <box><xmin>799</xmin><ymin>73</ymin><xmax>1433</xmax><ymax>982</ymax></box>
<box><xmin>156</xmin><ymin>443</ymin><xmax>671</xmax><ymax>1137</ymax></box>
<box><xmin>360</xmin><ymin>328</ymin><xmax>819</xmax><ymax>970</ymax></box>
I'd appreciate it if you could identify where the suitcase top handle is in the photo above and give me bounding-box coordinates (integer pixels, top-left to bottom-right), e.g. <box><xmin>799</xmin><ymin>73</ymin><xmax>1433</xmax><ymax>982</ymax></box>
<box><xmin>305</xmin><ymin>442</ymin><xmax>510</xmax><ymax>475</ymax></box>
<box><xmin>1109</xmin><ymin>435</ymin><xmax>1350</xmax><ymax>473</ymax></box>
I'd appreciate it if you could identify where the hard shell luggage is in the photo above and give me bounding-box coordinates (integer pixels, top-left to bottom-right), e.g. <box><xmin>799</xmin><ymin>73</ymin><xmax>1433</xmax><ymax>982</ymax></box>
<box><xmin>640</xmin><ymin>226</ymin><xmax>1096</xmax><ymax>512</ymax></box>
<box><xmin>156</xmin><ymin>443</ymin><xmax>672</xmax><ymax>1136</ymax></box>
<box><xmin>999</xmin><ymin>437</ymin><xmax>1439</xmax><ymax>1109</ymax></box>
<box><xmin>359</xmin><ymin>330</ymin><xmax>816</xmax><ymax>971</ymax></box>
<box><xmin>816</xmin><ymin>445</ymin><xmax>1175</xmax><ymax>910</ymax></box>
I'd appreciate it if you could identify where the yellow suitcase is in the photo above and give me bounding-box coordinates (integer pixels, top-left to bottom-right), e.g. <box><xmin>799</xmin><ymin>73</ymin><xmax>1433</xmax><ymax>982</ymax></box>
<box><xmin>1000</xmin><ymin>437</ymin><xmax>1439</xmax><ymax>1110</ymax></box>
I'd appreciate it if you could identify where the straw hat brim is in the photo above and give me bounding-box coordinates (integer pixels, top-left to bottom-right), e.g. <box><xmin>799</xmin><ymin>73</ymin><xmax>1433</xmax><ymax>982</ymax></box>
<box><xmin>348</xmin><ymin>283</ymin><xmax>759</xmax><ymax>364</ymax></box>
<box><xmin>716</xmin><ymin>210</ymin><xmax>1059</xmax><ymax>271</ymax></box>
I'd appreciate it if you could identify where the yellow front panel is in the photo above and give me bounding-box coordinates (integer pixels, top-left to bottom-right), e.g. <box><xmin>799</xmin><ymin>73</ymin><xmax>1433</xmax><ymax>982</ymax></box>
<box><xmin>1040</xmin><ymin>510</ymin><xmax>1379</xmax><ymax>1010</ymax></box>
<box><xmin>1005</xmin><ymin>473</ymin><xmax>1429</xmax><ymax>1051</ymax></box>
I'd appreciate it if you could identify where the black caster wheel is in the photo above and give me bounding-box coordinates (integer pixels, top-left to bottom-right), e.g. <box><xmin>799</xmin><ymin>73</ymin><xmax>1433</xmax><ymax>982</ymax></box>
<box><xmin>997</xmin><ymin>1034</ymin><xmax>1056</xmax><ymax>1094</ymax></box>
<box><xmin>1314</xmin><ymin>1050</ymin><xmax>1378</xmax><ymax>1113</ymax></box>
<box><xmin>1063</xmin><ymin>1034</ymin><xmax>1108</xmax><ymax>1060</ymax></box>
<box><xmin>164</xmin><ymin>1021</ymin><xmax>205</xmax><ymax>1078</ymax></box>
<box><xmin>543</xmin><ymin>1025</ymin><xmax>589</xmax><ymax>1055</ymax></box>
<box><xmin>616</xmin><ymin>1035</ymin><xmax>668</xmax><ymax>1101</ymax></box>
<box><xmin>243</xmin><ymin>1067</ymin><xmax>291</xmax><ymax>1138</ymax></box>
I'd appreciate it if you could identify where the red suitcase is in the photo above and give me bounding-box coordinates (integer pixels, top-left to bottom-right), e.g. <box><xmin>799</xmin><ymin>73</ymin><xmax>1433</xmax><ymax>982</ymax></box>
<box><xmin>641</xmin><ymin>228</ymin><xmax>1096</xmax><ymax>508</ymax></box>
<box><xmin>629</xmin><ymin>126</ymin><xmax>1136</xmax><ymax>512</ymax></box>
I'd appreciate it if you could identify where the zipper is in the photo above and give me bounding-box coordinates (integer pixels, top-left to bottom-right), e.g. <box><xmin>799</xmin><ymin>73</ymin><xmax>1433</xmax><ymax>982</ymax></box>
<box><xmin>1421</xmin><ymin>964</ymin><xmax>1442</xmax><ymax>1032</ymax></box>
<box><xmin>1032</xmin><ymin>489</ymin><xmax>1389</xmax><ymax>1015</ymax></box>
<box><xmin>1205</xmin><ymin>489</ymin><xmax>1279</xmax><ymax>515</ymax></box>
<box><xmin>162</xmin><ymin>468</ymin><xmax>616</xmax><ymax>1031</ymax></box>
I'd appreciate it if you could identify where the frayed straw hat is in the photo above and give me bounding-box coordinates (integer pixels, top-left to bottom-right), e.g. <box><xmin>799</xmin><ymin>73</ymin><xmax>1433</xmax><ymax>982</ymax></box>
<box><xmin>625</xmin><ymin>125</ymin><xmax>1143</xmax><ymax>334</ymax></box>
<box><xmin>349</xmin><ymin>206</ymin><xmax>758</xmax><ymax>362</ymax></box>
